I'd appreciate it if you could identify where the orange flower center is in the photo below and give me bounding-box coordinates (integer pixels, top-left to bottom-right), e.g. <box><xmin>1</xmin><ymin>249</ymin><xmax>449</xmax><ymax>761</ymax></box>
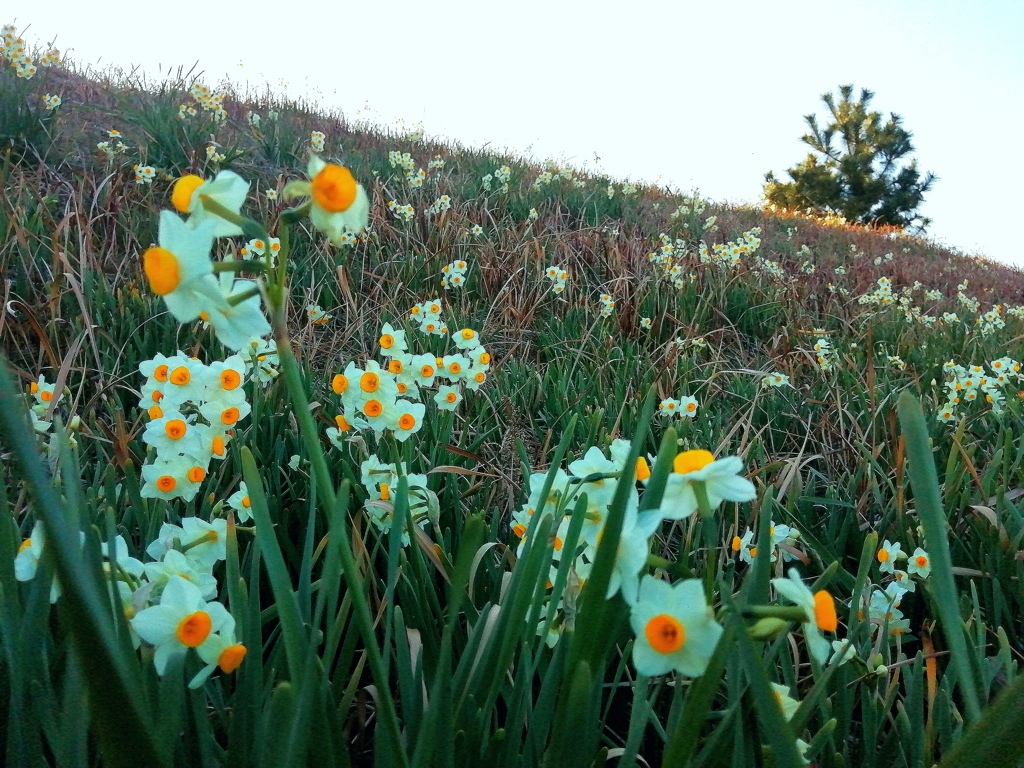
<box><xmin>148</xmin><ymin>405</ymin><xmax>163</xmax><ymax>419</ymax></box>
<box><xmin>221</xmin><ymin>407</ymin><xmax>240</xmax><ymax>425</ymax></box>
<box><xmin>380</xmin><ymin>334</ymin><xmax>394</xmax><ymax>349</ymax></box>
<box><xmin>389</xmin><ymin>360</ymin><xmax>403</xmax><ymax>374</ymax></box>
<box><xmin>335</xmin><ymin>414</ymin><xmax>351</xmax><ymax>431</ymax></box>
<box><xmin>636</xmin><ymin>457</ymin><xmax>651</xmax><ymax>481</ymax></box>
<box><xmin>877</xmin><ymin>549</ymin><xmax>890</xmax><ymax>563</ymax></box>
<box><xmin>154</xmin><ymin>364</ymin><xmax>169</xmax><ymax>382</ymax></box>
<box><xmin>242</xmin><ymin>495</ymin><xmax>251</xmax><ymax>508</ymax></box>
<box><xmin>813</xmin><ymin>590</ymin><xmax>837</xmax><ymax>632</ymax></box>
<box><xmin>212</xmin><ymin>435</ymin><xmax>225</xmax><ymax>456</ymax></box>
<box><xmin>218</xmin><ymin>644</ymin><xmax>247</xmax><ymax>673</ymax></box>
<box><xmin>165</xmin><ymin>419</ymin><xmax>187</xmax><ymax>439</ymax></box>
<box><xmin>220</xmin><ymin>370</ymin><xmax>241</xmax><ymax>390</ymax></box>
<box><xmin>143</xmin><ymin>247</ymin><xmax>181</xmax><ymax>296</ymax></box>
<box><xmin>398</xmin><ymin>413</ymin><xmax>416</xmax><ymax>430</ymax></box>
<box><xmin>446</xmin><ymin>392</ymin><xmax>457</xmax><ymax>403</ymax></box>
<box><xmin>915</xmin><ymin>555</ymin><xmax>928</xmax><ymax>567</ymax></box>
<box><xmin>364</xmin><ymin>399</ymin><xmax>383</xmax><ymax>417</ymax></box>
<box><xmin>311</xmin><ymin>164</ymin><xmax>357</xmax><ymax>212</ymax></box>
<box><xmin>645</xmin><ymin>614</ymin><xmax>686</xmax><ymax>654</ymax></box>
<box><xmin>421</xmin><ymin>365</ymin><xmax>434</xmax><ymax>378</ymax></box>
<box><xmin>332</xmin><ymin>374</ymin><xmax>348</xmax><ymax>394</ymax></box>
<box><xmin>176</xmin><ymin>610</ymin><xmax>213</xmax><ymax>647</ymax></box>
<box><xmin>188</xmin><ymin>466</ymin><xmax>206</xmax><ymax>483</ymax></box>
<box><xmin>360</xmin><ymin>372</ymin><xmax>379</xmax><ymax>392</ymax></box>
<box><xmin>157</xmin><ymin>475</ymin><xmax>176</xmax><ymax>493</ymax></box>
<box><xmin>170</xmin><ymin>366</ymin><xmax>191</xmax><ymax>386</ymax></box>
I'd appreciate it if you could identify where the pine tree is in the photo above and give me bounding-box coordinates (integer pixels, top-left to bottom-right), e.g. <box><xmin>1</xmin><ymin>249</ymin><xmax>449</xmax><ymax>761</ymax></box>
<box><xmin>764</xmin><ymin>85</ymin><xmax>936</xmax><ymax>231</ymax></box>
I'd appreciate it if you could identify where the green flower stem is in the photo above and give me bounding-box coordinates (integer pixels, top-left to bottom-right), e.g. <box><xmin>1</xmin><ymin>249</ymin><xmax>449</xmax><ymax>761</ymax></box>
<box><xmin>694</xmin><ymin>481</ymin><xmax>718</xmax><ymax>602</ymax></box>
<box><xmin>227</xmin><ymin>284</ymin><xmax>261</xmax><ymax>307</ymax></box>
<box><xmin>212</xmin><ymin>260</ymin><xmax>266</xmax><ymax>274</ymax></box>
<box><xmin>199</xmin><ymin>195</ymin><xmax>267</xmax><ymax>241</ymax></box>
<box><xmin>266</xmin><ymin>222</ymin><xmax>408</xmax><ymax>767</ymax></box>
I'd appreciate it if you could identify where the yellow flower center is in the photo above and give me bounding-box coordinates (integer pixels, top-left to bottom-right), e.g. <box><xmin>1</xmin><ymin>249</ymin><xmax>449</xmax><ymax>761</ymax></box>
<box><xmin>645</xmin><ymin>614</ymin><xmax>686</xmax><ymax>654</ymax></box>
<box><xmin>335</xmin><ymin>414</ymin><xmax>351</xmax><ymax>431</ymax></box>
<box><xmin>171</xmin><ymin>174</ymin><xmax>205</xmax><ymax>213</ymax></box>
<box><xmin>380</xmin><ymin>334</ymin><xmax>394</xmax><ymax>349</ymax></box>
<box><xmin>332</xmin><ymin>374</ymin><xmax>348</xmax><ymax>394</ymax></box>
<box><xmin>242</xmin><ymin>495</ymin><xmax>251</xmax><ymax>508</ymax></box>
<box><xmin>474</xmin><ymin>372</ymin><xmax>486</xmax><ymax>383</ymax></box>
<box><xmin>877</xmin><ymin>549</ymin><xmax>890</xmax><ymax>563</ymax></box>
<box><xmin>479</xmin><ymin>352</ymin><xmax>491</xmax><ymax>365</ymax></box>
<box><xmin>461</xmin><ymin>329</ymin><xmax>475</xmax><ymax>340</ymax></box>
<box><xmin>389</xmin><ymin>360</ymin><xmax>403</xmax><ymax>374</ymax></box>
<box><xmin>170</xmin><ymin>366</ymin><xmax>191</xmax><ymax>386</ymax></box>
<box><xmin>143</xmin><ymin>247</ymin><xmax>181</xmax><ymax>296</ymax></box>
<box><xmin>176</xmin><ymin>610</ymin><xmax>213</xmax><ymax>647</ymax></box>
<box><xmin>18</xmin><ymin>538</ymin><xmax>32</xmax><ymax>553</ymax></box>
<box><xmin>673</xmin><ymin>449</ymin><xmax>715</xmax><ymax>475</ymax></box>
<box><xmin>731</xmin><ymin>535</ymin><xmax>742</xmax><ymax>552</ymax></box>
<box><xmin>813</xmin><ymin>590</ymin><xmax>837</xmax><ymax>632</ymax></box>
<box><xmin>513</xmin><ymin>523</ymin><xmax>526</xmax><ymax>537</ymax></box>
<box><xmin>149</xmin><ymin>405</ymin><xmax>163</xmax><ymax>419</ymax></box>
<box><xmin>311</xmin><ymin>164</ymin><xmax>357</xmax><ymax>212</ymax></box>
<box><xmin>636</xmin><ymin>457</ymin><xmax>651</xmax><ymax>481</ymax></box>
<box><xmin>218</xmin><ymin>644</ymin><xmax>247</xmax><ymax>673</ymax></box>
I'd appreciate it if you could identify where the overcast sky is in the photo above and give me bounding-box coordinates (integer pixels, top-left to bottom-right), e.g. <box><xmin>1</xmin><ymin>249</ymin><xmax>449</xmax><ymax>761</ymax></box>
<box><xmin>17</xmin><ymin>0</ymin><xmax>1024</xmax><ymax>266</ymax></box>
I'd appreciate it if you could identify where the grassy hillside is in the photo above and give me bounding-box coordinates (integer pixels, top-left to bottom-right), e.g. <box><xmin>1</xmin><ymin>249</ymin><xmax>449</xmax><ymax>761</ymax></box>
<box><xmin>2</xmin><ymin>31</ymin><xmax>1024</xmax><ymax>768</ymax></box>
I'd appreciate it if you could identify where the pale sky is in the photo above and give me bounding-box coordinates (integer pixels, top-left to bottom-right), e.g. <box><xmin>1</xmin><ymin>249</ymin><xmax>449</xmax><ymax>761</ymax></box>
<box><xmin>18</xmin><ymin>0</ymin><xmax>1024</xmax><ymax>266</ymax></box>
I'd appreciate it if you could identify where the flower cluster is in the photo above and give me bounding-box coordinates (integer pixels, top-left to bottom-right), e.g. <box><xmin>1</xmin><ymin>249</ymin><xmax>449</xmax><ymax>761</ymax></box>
<box><xmin>513</xmin><ymin>445</ymin><xmax>760</xmax><ymax>678</ymax></box>
<box><xmin>137</xmin><ymin>352</ymin><xmax>252</xmax><ymax>502</ymax></box>
<box><xmin>482</xmin><ymin>165</ymin><xmax>511</xmax><ymax>194</ymax></box>
<box><xmin>25</xmin><ymin>373</ymin><xmax>65</xmax><ymax>434</ymax></box>
<box><xmin>43</xmin><ymin>93</ymin><xmax>61</xmax><ymax>110</ymax></box>
<box><xmin>186</xmin><ymin>83</ymin><xmax>227</xmax><ymax>121</ymax></box>
<box><xmin>658</xmin><ymin>395</ymin><xmax>698</xmax><ymax>419</ymax></box>
<box><xmin>2</xmin><ymin>24</ymin><xmax>39</xmax><ymax>78</ymax></box>
<box><xmin>134</xmin><ymin>165</ymin><xmax>157</xmax><ymax>184</ymax></box>
<box><xmin>598</xmin><ymin>293</ymin><xmax>615</xmax><ymax>318</ymax></box>
<box><xmin>310</xmin><ymin>130</ymin><xmax>325</xmax><ymax>153</ymax></box>
<box><xmin>240</xmin><ymin>236</ymin><xmax>281</xmax><ymax>265</ymax></box>
<box><xmin>857</xmin><ymin>277</ymin><xmax>896</xmax><ymax>307</ymax></box>
<box><xmin>425</xmin><ymin>194</ymin><xmax>452</xmax><ymax>216</ymax></box>
<box><xmin>810</xmin><ymin>332</ymin><xmax>836</xmax><ymax>372</ymax></box>
<box><xmin>856</xmin><ymin>539</ymin><xmax>933</xmax><ymax>640</ymax></box>
<box><xmin>441</xmin><ymin>259</ymin><xmax>468</xmax><ymax>290</ymax></box>
<box><xmin>709</xmin><ymin>228</ymin><xmax>762</xmax><ymax>268</ymax></box>
<box><xmin>306</xmin><ymin>303</ymin><xmax>332</xmax><ymax>325</ymax></box>
<box><xmin>328</xmin><ymin>319</ymin><xmax>489</xmax><ymax>446</ymax></box>
<box><xmin>544</xmin><ymin>265</ymin><xmax>568</xmax><ymax>295</ymax></box>
<box><xmin>206</xmin><ymin>144</ymin><xmax>226</xmax><ymax>164</ymax></box>
<box><xmin>388</xmin><ymin>200</ymin><xmax>415</xmax><ymax>221</ymax></box>
<box><xmin>409</xmin><ymin>299</ymin><xmax>447</xmax><ymax>336</ymax></box>
<box><xmin>732</xmin><ymin>521</ymin><xmax>800</xmax><ymax>565</ymax></box>
<box><xmin>358</xmin><ymin>457</ymin><xmax>439</xmax><ymax>544</ymax></box>
<box><xmin>937</xmin><ymin>356</ymin><xmax>1020</xmax><ymax>421</ymax></box>
<box><xmin>16</xmin><ymin>508</ymin><xmax>247</xmax><ymax>686</ymax></box>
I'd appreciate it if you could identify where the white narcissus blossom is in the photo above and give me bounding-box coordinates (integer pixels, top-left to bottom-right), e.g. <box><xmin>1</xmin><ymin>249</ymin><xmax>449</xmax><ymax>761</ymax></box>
<box><xmin>629</xmin><ymin>576</ymin><xmax>723</xmax><ymax>677</ymax></box>
<box><xmin>771</xmin><ymin>569</ymin><xmax>838</xmax><ymax>665</ymax></box>
<box><xmin>658</xmin><ymin>450</ymin><xmax>757</xmax><ymax>521</ymax></box>
<box><xmin>131</xmin><ymin>576</ymin><xmax>231</xmax><ymax>674</ymax></box>
<box><xmin>170</xmin><ymin>171</ymin><xmax>250</xmax><ymax>238</ymax></box>
<box><xmin>143</xmin><ymin>211</ymin><xmax>227</xmax><ymax>323</ymax></box>
<box><xmin>282</xmin><ymin>157</ymin><xmax>370</xmax><ymax>245</ymax></box>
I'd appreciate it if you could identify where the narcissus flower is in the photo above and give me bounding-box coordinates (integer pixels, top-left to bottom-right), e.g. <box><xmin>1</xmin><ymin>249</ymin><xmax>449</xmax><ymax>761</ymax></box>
<box><xmin>657</xmin><ymin>450</ymin><xmax>757</xmax><ymax>520</ymax></box>
<box><xmin>131</xmin><ymin>576</ymin><xmax>231</xmax><ymax>674</ymax></box>
<box><xmin>876</xmin><ymin>539</ymin><xmax>902</xmax><ymax>574</ymax></box>
<box><xmin>629</xmin><ymin>576</ymin><xmax>723</xmax><ymax>677</ymax></box>
<box><xmin>907</xmin><ymin>547</ymin><xmax>931</xmax><ymax>578</ymax></box>
<box><xmin>283</xmin><ymin>156</ymin><xmax>370</xmax><ymax>244</ymax></box>
<box><xmin>170</xmin><ymin>171</ymin><xmax>250</xmax><ymax>238</ymax></box>
<box><xmin>143</xmin><ymin>211</ymin><xmax>227</xmax><ymax>323</ymax></box>
<box><xmin>771</xmin><ymin>569</ymin><xmax>837</xmax><ymax>665</ymax></box>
